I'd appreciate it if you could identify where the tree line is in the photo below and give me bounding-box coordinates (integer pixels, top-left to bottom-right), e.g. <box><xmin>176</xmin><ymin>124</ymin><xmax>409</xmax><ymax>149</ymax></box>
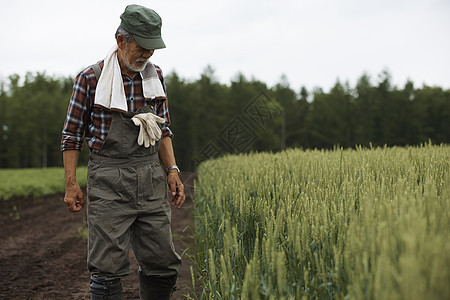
<box><xmin>0</xmin><ymin>68</ymin><xmax>449</xmax><ymax>170</ymax></box>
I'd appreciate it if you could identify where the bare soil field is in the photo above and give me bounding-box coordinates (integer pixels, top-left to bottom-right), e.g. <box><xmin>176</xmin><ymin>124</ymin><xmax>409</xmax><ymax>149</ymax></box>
<box><xmin>0</xmin><ymin>172</ymin><xmax>199</xmax><ymax>300</ymax></box>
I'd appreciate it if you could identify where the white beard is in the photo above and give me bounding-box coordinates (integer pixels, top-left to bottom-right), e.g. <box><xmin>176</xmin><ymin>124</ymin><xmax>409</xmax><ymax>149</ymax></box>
<box><xmin>121</xmin><ymin>50</ymin><xmax>148</xmax><ymax>72</ymax></box>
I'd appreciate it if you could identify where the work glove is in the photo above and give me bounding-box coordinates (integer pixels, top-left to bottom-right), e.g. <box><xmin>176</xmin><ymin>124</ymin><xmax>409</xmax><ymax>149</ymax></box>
<box><xmin>131</xmin><ymin>112</ymin><xmax>166</xmax><ymax>147</ymax></box>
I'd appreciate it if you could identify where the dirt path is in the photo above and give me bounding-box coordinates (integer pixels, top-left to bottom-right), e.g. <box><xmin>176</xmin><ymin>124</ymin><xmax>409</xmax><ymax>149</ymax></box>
<box><xmin>0</xmin><ymin>172</ymin><xmax>199</xmax><ymax>299</ymax></box>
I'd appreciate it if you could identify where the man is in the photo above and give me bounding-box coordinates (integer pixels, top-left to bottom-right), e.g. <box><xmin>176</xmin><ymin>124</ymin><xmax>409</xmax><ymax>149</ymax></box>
<box><xmin>61</xmin><ymin>5</ymin><xmax>184</xmax><ymax>300</ymax></box>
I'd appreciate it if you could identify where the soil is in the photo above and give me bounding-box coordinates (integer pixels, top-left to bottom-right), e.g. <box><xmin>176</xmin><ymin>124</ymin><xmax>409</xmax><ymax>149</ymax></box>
<box><xmin>0</xmin><ymin>172</ymin><xmax>200</xmax><ymax>300</ymax></box>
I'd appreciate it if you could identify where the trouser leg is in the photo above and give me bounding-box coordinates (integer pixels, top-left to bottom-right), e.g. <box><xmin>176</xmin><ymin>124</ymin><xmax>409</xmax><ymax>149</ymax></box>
<box><xmin>132</xmin><ymin>178</ymin><xmax>181</xmax><ymax>299</ymax></box>
<box><xmin>139</xmin><ymin>270</ymin><xmax>177</xmax><ymax>300</ymax></box>
<box><xmin>87</xmin><ymin>162</ymin><xmax>136</xmax><ymax>278</ymax></box>
<box><xmin>131</xmin><ymin>175</ymin><xmax>181</xmax><ymax>278</ymax></box>
<box><xmin>90</xmin><ymin>276</ymin><xmax>122</xmax><ymax>300</ymax></box>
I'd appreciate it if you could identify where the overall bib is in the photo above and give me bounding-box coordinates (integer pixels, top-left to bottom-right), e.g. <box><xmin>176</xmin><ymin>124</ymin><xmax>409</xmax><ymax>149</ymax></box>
<box><xmin>86</xmin><ymin>105</ymin><xmax>181</xmax><ymax>299</ymax></box>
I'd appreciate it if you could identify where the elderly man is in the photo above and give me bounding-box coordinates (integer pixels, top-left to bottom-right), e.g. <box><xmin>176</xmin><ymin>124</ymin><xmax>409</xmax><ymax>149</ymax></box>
<box><xmin>61</xmin><ymin>5</ymin><xmax>184</xmax><ymax>300</ymax></box>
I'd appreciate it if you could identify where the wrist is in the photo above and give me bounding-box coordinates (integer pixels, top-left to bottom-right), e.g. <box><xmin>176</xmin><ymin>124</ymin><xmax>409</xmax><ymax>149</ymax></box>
<box><xmin>166</xmin><ymin>165</ymin><xmax>180</xmax><ymax>175</ymax></box>
<box><xmin>65</xmin><ymin>175</ymin><xmax>77</xmax><ymax>186</ymax></box>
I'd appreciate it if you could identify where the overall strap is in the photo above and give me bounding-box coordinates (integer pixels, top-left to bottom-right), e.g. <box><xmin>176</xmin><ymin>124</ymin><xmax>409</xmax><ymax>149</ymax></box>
<box><xmin>91</xmin><ymin>63</ymin><xmax>102</xmax><ymax>81</ymax></box>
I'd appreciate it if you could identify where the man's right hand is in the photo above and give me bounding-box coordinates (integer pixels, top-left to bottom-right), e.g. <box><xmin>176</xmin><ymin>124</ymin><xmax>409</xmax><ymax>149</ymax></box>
<box><xmin>64</xmin><ymin>182</ymin><xmax>85</xmax><ymax>212</ymax></box>
<box><xmin>62</xmin><ymin>150</ymin><xmax>84</xmax><ymax>212</ymax></box>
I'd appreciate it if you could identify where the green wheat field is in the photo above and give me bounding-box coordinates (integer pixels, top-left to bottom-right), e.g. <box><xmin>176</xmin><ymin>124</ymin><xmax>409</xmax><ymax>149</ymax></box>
<box><xmin>193</xmin><ymin>144</ymin><xmax>449</xmax><ymax>299</ymax></box>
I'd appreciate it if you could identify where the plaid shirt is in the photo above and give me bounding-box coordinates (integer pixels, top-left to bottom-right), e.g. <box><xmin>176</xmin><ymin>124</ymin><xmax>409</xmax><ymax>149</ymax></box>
<box><xmin>61</xmin><ymin>61</ymin><xmax>172</xmax><ymax>153</ymax></box>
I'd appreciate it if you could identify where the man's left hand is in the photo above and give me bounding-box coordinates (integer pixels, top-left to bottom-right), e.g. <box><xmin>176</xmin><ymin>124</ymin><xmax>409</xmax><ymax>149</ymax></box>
<box><xmin>167</xmin><ymin>171</ymin><xmax>185</xmax><ymax>208</ymax></box>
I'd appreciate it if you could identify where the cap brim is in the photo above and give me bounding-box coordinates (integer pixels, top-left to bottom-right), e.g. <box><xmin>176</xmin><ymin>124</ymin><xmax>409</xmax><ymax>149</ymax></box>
<box><xmin>133</xmin><ymin>35</ymin><xmax>166</xmax><ymax>50</ymax></box>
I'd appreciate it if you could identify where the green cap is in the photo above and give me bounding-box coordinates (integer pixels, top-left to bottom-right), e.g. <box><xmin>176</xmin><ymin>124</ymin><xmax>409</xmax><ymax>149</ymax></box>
<box><xmin>120</xmin><ymin>5</ymin><xmax>166</xmax><ymax>50</ymax></box>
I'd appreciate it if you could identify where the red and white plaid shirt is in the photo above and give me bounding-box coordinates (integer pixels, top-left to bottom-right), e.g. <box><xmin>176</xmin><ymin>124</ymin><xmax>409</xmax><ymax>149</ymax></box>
<box><xmin>61</xmin><ymin>61</ymin><xmax>172</xmax><ymax>153</ymax></box>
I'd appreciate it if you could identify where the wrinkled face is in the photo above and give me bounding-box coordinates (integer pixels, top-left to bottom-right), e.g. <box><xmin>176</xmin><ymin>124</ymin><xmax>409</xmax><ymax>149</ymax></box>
<box><xmin>118</xmin><ymin>36</ymin><xmax>155</xmax><ymax>73</ymax></box>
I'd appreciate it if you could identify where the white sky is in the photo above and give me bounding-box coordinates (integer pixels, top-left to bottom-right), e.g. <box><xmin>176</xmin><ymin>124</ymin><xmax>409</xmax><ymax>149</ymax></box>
<box><xmin>0</xmin><ymin>0</ymin><xmax>449</xmax><ymax>92</ymax></box>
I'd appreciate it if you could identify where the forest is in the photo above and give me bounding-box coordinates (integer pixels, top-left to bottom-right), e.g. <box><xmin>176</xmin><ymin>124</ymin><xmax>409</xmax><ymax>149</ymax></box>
<box><xmin>0</xmin><ymin>67</ymin><xmax>449</xmax><ymax>170</ymax></box>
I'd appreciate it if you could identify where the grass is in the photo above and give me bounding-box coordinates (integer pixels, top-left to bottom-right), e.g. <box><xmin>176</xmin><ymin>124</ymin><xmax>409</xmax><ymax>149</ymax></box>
<box><xmin>0</xmin><ymin>167</ymin><xmax>87</xmax><ymax>200</ymax></box>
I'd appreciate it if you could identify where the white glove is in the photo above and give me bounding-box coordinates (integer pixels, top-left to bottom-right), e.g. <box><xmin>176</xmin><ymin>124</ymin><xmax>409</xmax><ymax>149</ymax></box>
<box><xmin>131</xmin><ymin>112</ymin><xmax>166</xmax><ymax>147</ymax></box>
<box><xmin>131</xmin><ymin>117</ymin><xmax>148</xmax><ymax>147</ymax></box>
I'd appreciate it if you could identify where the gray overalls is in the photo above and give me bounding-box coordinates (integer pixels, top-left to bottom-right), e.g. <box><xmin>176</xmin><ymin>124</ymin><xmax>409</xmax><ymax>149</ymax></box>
<box><xmin>86</xmin><ymin>105</ymin><xmax>181</xmax><ymax>299</ymax></box>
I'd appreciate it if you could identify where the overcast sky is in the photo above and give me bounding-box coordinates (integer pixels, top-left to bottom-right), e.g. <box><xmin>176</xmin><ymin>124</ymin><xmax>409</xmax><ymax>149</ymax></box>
<box><xmin>1</xmin><ymin>0</ymin><xmax>449</xmax><ymax>92</ymax></box>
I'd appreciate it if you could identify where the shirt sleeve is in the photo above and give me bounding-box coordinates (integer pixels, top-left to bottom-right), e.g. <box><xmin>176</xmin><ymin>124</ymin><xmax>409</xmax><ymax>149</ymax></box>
<box><xmin>60</xmin><ymin>70</ymin><xmax>90</xmax><ymax>151</ymax></box>
<box><xmin>155</xmin><ymin>65</ymin><xmax>174</xmax><ymax>139</ymax></box>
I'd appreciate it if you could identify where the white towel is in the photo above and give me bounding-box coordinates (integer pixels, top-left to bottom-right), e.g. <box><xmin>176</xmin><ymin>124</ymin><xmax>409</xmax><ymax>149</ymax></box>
<box><xmin>94</xmin><ymin>45</ymin><xmax>166</xmax><ymax>112</ymax></box>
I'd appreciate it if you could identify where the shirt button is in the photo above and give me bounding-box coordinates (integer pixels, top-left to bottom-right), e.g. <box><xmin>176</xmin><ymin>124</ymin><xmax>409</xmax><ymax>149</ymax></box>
<box><xmin>130</xmin><ymin>97</ymin><xmax>134</xmax><ymax>101</ymax></box>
